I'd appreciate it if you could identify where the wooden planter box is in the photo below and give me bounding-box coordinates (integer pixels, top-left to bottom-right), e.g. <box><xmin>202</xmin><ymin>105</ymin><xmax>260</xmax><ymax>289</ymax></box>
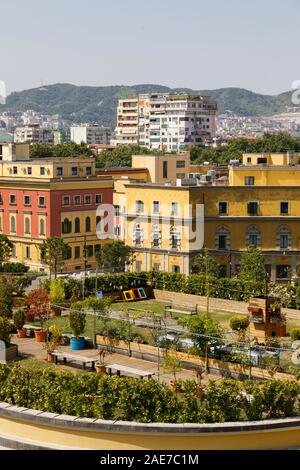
<box><xmin>0</xmin><ymin>344</ymin><xmax>18</xmax><ymax>363</ymax></box>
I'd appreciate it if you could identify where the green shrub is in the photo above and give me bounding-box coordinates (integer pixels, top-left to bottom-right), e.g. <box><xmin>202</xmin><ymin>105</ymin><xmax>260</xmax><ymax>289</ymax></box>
<box><xmin>13</xmin><ymin>310</ymin><xmax>25</xmax><ymax>330</ymax></box>
<box><xmin>291</xmin><ymin>328</ymin><xmax>300</xmax><ymax>341</ymax></box>
<box><xmin>230</xmin><ymin>316</ymin><xmax>250</xmax><ymax>332</ymax></box>
<box><xmin>0</xmin><ymin>317</ymin><xmax>11</xmax><ymax>345</ymax></box>
<box><xmin>69</xmin><ymin>311</ymin><xmax>86</xmax><ymax>338</ymax></box>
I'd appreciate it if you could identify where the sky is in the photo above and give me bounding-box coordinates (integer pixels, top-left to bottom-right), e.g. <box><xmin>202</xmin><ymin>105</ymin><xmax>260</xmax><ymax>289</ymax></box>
<box><xmin>1</xmin><ymin>0</ymin><xmax>299</xmax><ymax>95</ymax></box>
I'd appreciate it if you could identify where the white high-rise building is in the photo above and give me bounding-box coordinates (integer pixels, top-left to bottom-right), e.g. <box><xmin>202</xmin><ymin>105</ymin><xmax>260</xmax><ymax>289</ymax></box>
<box><xmin>70</xmin><ymin>124</ymin><xmax>111</xmax><ymax>145</ymax></box>
<box><xmin>115</xmin><ymin>93</ymin><xmax>217</xmax><ymax>151</ymax></box>
<box><xmin>14</xmin><ymin>124</ymin><xmax>54</xmax><ymax>144</ymax></box>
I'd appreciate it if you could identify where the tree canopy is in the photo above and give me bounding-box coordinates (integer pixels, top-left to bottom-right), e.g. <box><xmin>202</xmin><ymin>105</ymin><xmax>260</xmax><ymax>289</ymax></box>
<box><xmin>96</xmin><ymin>241</ymin><xmax>134</xmax><ymax>273</ymax></box>
<box><xmin>239</xmin><ymin>246</ymin><xmax>266</xmax><ymax>284</ymax></box>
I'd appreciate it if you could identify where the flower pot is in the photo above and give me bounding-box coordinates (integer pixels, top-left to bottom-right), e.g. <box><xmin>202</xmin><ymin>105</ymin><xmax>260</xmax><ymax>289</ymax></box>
<box><xmin>17</xmin><ymin>329</ymin><xmax>26</xmax><ymax>339</ymax></box>
<box><xmin>95</xmin><ymin>364</ymin><xmax>107</xmax><ymax>374</ymax></box>
<box><xmin>34</xmin><ymin>329</ymin><xmax>47</xmax><ymax>342</ymax></box>
<box><xmin>70</xmin><ymin>337</ymin><xmax>85</xmax><ymax>351</ymax></box>
<box><xmin>47</xmin><ymin>352</ymin><xmax>55</xmax><ymax>363</ymax></box>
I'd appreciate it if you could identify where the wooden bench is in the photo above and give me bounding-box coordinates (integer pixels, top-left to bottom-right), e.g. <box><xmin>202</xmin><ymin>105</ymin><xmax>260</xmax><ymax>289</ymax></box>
<box><xmin>164</xmin><ymin>305</ymin><xmax>197</xmax><ymax>318</ymax></box>
<box><xmin>106</xmin><ymin>363</ymin><xmax>155</xmax><ymax>380</ymax></box>
<box><xmin>52</xmin><ymin>351</ymin><xmax>97</xmax><ymax>370</ymax></box>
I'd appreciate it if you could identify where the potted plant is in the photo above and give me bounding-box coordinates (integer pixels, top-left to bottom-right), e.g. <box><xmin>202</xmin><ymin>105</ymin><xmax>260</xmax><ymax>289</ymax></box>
<box><xmin>69</xmin><ymin>310</ymin><xmax>86</xmax><ymax>350</ymax></box>
<box><xmin>13</xmin><ymin>309</ymin><xmax>26</xmax><ymax>338</ymax></box>
<box><xmin>26</xmin><ymin>289</ymin><xmax>49</xmax><ymax>342</ymax></box>
<box><xmin>95</xmin><ymin>349</ymin><xmax>107</xmax><ymax>373</ymax></box>
<box><xmin>43</xmin><ymin>324</ymin><xmax>62</xmax><ymax>362</ymax></box>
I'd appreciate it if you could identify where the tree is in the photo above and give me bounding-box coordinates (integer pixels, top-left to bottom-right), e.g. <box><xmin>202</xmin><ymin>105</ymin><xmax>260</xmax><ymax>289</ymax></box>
<box><xmin>30</xmin><ymin>142</ymin><xmax>93</xmax><ymax>159</ymax></box>
<box><xmin>162</xmin><ymin>348</ymin><xmax>183</xmax><ymax>382</ymax></box>
<box><xmin>96</xmin><ymin>241</ymin><xmax>134</xmax><ymax>273</ymax></box>
<box><xmin>40</xmin><ymin>237</ymin><xmax>70</xmax><ymax>279</ymax></box>
<box><xmin>179</xmin><ymin>314</ymin><xmax>223</xmax><ymax>358</ymax></box>
<box><xmin>0</xmin><ymin>277</ymin><xmax>13</xmax><ymax>318</ymax></box>
<box><xmin>192</xmin><ymin>250</ymin><xmax>218</xmax><ymax>277</ymax></box>
<box><xmin>0</xmin><ymin>235</ymin><xmax>13</xmax><ymax>268</ymax></box>
<box><xmin>49</xmin><ymin>279</ymin><xmax>65</xmax><ymax>305</ymax></box>
<box><xmin>69</xmin><ymin>311</ymin><xmax>86</xmax><ymax>339</ymax></box>
<box><xmin>230</xmin><ymin>316</ymin><xmax>250</xmax><ymax>341</ymax></box>
<box><xmin>26</xmin><ymin>289</ymin><xmax>49</xmax><ymax>328</ymax></box>
<box><xmin>239</xmin><ymin>246</ymin><xmax>266</xmax><ymax>284</ymax></box>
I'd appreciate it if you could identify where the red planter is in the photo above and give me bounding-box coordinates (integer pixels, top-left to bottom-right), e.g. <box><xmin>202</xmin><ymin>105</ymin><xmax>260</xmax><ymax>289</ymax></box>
<box><xmin>34</xmin><ymin>329</ymin><xmax>47</xmax><ymax>342</ymax></box>
<box><xmin>47</xmin><ymin>353</ymin><xmax>55</xmax><ymax>363</ymax></box>
<box><xmin>95</xmin><ymin>364</ymin><xmax>107</xmax><ymax>374</ymax></box>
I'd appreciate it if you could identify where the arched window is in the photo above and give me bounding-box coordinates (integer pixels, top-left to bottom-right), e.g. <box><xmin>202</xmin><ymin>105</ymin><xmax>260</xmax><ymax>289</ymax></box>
<box><xmin>151</xmin><ymin>224</ymin><xmax>161</xmax><ymax>248</ymax></box>
<box><xmin>10</xmin><ymin>216</ymin><xmax>16</xmax><ymax>233</ymax></box>
<box><xmin>133</xmin><ymin>224</ymin><xmax>143</xmax><ymax>247</ymax></box>
<box><xmin>85</xmin><ymin>216</ymin><xmax>91</xmax><ymax>233</ymax></box>
<box><xmin>170</xmin><ymin>226</ymin><xmax>180</xmax><ymax>250</ymax></box>
<box><xmin>24</xmin><ymin>217</ymin><xmax>30</xmax><ymax>234</ymax></box>
<box><xmin>62</xmin><ymin>218</ymin><xmax>72</xmax><ymax>234</ymax></box>
<box><xmin>246</xmin><ymin>225</ymin><xmax>260</xmax><ymax>248</ymax></box>
<box><xmin>215</xmin><ymin>225</ymin><xmax>230</xmax><ymax>250</ymax></box>
<box><xmin>277</xmin><ymin>225</ymin><xmax>291</xmax><ymax>250</ymax></box>
<box><xmin>39</xmin><ymin>219</ymin><xmax>45</xmax><ymax>235</ymax></box>
<box><xmin>75</xmin><ymin>217</ymin><xmax>80</xmax><ymax>233</ymax></box>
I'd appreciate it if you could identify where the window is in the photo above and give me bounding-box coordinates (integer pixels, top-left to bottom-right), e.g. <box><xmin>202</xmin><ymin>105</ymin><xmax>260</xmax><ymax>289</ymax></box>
<box><xmin>152</xmin><ymin>225</ymin><xmax>161</xmax><ymax>248</ymax></box>
<box><xmin>247</xmin><ymin>202</ymin><xmax>258</xmax><ymax>215</ymax></box>
<box><xmin>84</xmin><ymin>195</ymin><xmax>92</xmax><ymax>205</ymax></box>
<box><xmin>249</xmin><ymin>234</ymin><xmax>258</xmax><ymax>247</ymax></box>
<box><xmin>135</xmin><ymin>200</ymin><xmax>144</xmax><ymax>213</ymax></box>
<box><xmin>25</xmin><ymin>246</ymin><xmax>31</xmax><ymax>259</ymax></box>
<box><xmin>176</xmin><ymin>173</ymin><xmax>185</xmax><ymax>179</ymax></box>
<box><xmin>10</xmin><ymin>195</ymin><xmax>16</xmax><ymax>205</ymax></box>
<box><xmin>245</xmin><ymin>176</ymin><xmax>255</xmax><ymax>186</ymax></box>
<box><xmin>40</xmin><ymin>167</ymin><xmax>45</xmax><ymax>176</ymax></box>
<box><xmin>86</xmin><ymin>167</ymin><xmax>92</xmax><ymax>176</ymax></box>
<box><xmin>136</xmin><ymin>261</ymin><xmax>142</xmax><ymax>273</ymax></box>
<box><xmin>24</xmin><ymin>195</ymin><xmax>30</xmax><ymax>206</ymax></box>
<box><xmin>87</xmin><ymin>245</ymin><xmax>94</xmax><ymax>257</ymax></box>
<box><xmin>115</xmin><ymin>205</ymin><xmax>120</xmax><ymax>216</ymax></box>
<box><xmin>74</xmin><ymin>195</ymin><xmax>81</xmax><ymax>205</ymax></box>
<box><xmin>56</xmin><ymin>167</ymin><xmax>63</xmax><ymax>177</ymax></box>
<box><xmin>11</xmin><ymin>244</ymin><xmax>16</xmax><ymax>258</ymax></box>
<box><xmin>218</xmin><ymin>235</ymin><xmax>227</xmax><ymax>250</ymax></box>
<box><xmin>276</xmin><ymin>265</ymin><xmax>291</xmax><ymax>279</ymax></box>
<box><xmin>218</xmin><ymin>202</ymin><xmax>227</xmax><ymax>215</ymax></box>
<box><xmin>172</xmin><ymin>265</ymin><xmax>180</xmax><ymax>273</ymax></box>
<box><xmin>27</xmin><ymin>167</ymin><xmax>32</xmax><ymax>175</ymax></box>
<box><xmin>10</xmin><ymin>216</ymin><xmax>16</xmax><ymax>233</ymax></box>
<box><xmin>247</xmin><ymin>157</ymin><xmax>252</xmax><ymax>163</ymax></box>
<box><xmin>171</xmin><ymin>202</ymin><xmax>178</xmax><ymax>215</ymax></box>
<box><xmin>153</xmin><ymin>201</ymin><xmax>160</xmax><ymax>214</ymax></box>
<box><xmin>85</xmin><ymin>216</ymin><xmax>91</xmax><ymax>232</ymax></box>
<box><xmin>0</xmin><ymin>194</ymin><xmax>2</xmax><ymax>204</ymax></box>
<box><xmin>13</xmin><ymin>167</ymin><xmax>17</xmax><ymax>175</ymax></box>
<box><xmin>163</xmin><ymin>161</ymin><xmax>168</xmax><ymax>178</ymax></box>
<box><xmin>24</xmin><ymin>217</ymin><xmax>30</xmax><ymax>234</ymax></box>
<box><xmin>95</xmin><ymin>194</ymin><xmax>102</xmax><ymax>204</ymax></box>
<box><xmin>176</xmin><ymin>160</ymin><xmax>186</xmax><ymax>168</ymax></box>
<box><xmin>75</xmin><ymin>217</ymin><xmax>80</xmax><ymax>233</ymax></box>
<box><xmin>63</xmin><ymin>196</ymin><xmax>70</xmax><ymax>206</ymax></box>
<box><xmin>74</xmin><ymin>246</ymin><xmax>80</xmax><ymax>259</ymax></box>
<box><xmin>96</xmin><ymin>216</ymin><xmax>101</xmax><ymax>229</ymax></box>
<box><xmin>277</xmin><ymin>225</ymin><xmax>291</xmax><ymax>250</ymax></box>
<box><xmin>280</xmin><ymin>234</ymin><xmax>288</xmax><ymax>250</ymax></box>
<box><xmin>218</xmin><ymin>265</ymin><xmax>227</xmax><ymax>278</ymax></box>
<box><xmin>39</xmin><ymin>219</ymin><xmax>45</xmax><ymax>235</ymax></box>
<box><xmin>280</xmin><ymin>202</ymin><xmax>289</xmax><ymax>215</ymax></box>
<box><xmin>71</xmin><ymin>167</ymin><xmax>78</xmax><ymax>176</ymax></box>
<box><xmin>39</xmin><ymin>196</ymin><xmax>46</xmax><ymax>207</ymax></box>
<box><xmin>64</xmin><ymin>246</ymin><xmax>72</xmax><ymax>260</ymax></box>
<box><xmin>134</xmin><ymin>224</ymin><xmax>143</xmax><ymax>246</ymax></box>
<box><xmin>170</xmin><ymin>227</ymin><xmax>180</xmax><ymax>250</ymax></box>
<box><xmin>153</xmin><ymin>263</ymin><xmax>160</xmax><ymax>271</ymax></box>
<box><xmin>62</xmin><ymin>218</ymin><xmax>72</xmax><ymax>234</ymax></box>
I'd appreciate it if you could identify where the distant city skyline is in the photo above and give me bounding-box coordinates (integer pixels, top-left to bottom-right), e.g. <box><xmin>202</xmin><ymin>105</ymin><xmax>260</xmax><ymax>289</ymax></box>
<box><xmin>1</xmin><ymin>0</ymin><xmax>300</xmax><ymax>95</ymax></box>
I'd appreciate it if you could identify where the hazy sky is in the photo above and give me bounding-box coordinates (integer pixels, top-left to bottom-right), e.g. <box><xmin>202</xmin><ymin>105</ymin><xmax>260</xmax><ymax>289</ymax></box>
<box><xmin>1</xmin><ymin>0</ymin><xmax>299</xmax><ymax>95</ymax></box>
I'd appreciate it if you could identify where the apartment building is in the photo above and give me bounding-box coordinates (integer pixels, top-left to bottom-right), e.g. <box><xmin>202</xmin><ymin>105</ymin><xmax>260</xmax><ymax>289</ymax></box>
<box><xmin>115</xmin><ymin>93</ymin><xmax>217</xmax><ymax>151</ymax></box>
<box><xmin>71</xmin><ymin>125</ymin><xmax>111</xmax><ymax>145</ymax></box>
<box><xmin>0</xmin><ymin>142</ymin><xmax>113</xmax><ymax>272</ymax></box>
<box><xmin>114</xmin><ymin>152</ymin><xmax>300</xmax><ymax>282</ymax></box>
<box><xmin>14</xmin><ymin>125</ymin><xmax>54</xmax><ymax>144</ymax></box>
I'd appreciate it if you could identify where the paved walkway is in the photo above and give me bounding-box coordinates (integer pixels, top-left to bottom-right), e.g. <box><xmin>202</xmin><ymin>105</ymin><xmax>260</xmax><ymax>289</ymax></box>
<box><xmin>13</xmin><ymin>335</ymin><xmax>220</xmax><ymax>385</ymax></box>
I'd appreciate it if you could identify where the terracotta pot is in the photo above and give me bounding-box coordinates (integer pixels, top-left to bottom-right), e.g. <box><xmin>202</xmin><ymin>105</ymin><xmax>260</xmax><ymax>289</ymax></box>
<box><xmin>34</xmin><ymin>329</ymin><xmax>47</xmax><ymax>342</ymax></box>
<box><xmin>95</xmin><ymin>364</ymin><xmax>107</xmax><ymax>374</ymax></box>
<box><xmin>17</xmin><ymin>329</ymin><xmax>26</xmax><ymax>339</ymax></box>
<box><xmin>47</xmin><ymin>352</ymin><xmax>55</xmax><ymax>363</ymax></box>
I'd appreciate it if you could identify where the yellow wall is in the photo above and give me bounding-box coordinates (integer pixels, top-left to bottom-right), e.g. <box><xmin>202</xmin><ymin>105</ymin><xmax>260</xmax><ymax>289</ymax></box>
<box><xmin>229</xmin><ymin>166</ymin><xmax>300</xmax><ymax>186</ymax></box>
<box><xmin>132</xmin><ymin>153</ymin><xmax>190</xmax><ymax>183</ymax></box>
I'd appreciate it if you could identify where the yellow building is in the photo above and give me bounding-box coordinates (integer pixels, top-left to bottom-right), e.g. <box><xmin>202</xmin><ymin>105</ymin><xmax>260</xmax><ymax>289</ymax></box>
<box><xmin>114</xmin><ymin>152</ymin><xmax>300</xmax><ymax>282</ymax></box>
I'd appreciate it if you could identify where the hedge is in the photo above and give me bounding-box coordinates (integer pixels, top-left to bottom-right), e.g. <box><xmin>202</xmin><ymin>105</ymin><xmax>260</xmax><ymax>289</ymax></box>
<box><xmin>0</xmin><ymin>365</ymin><xmax>299</xmax><ymax>423</ymax></box>
<box><xmin>46</xmin><ymin>271</ymin><xmax>300</xmax><ymax>309</ymax></box>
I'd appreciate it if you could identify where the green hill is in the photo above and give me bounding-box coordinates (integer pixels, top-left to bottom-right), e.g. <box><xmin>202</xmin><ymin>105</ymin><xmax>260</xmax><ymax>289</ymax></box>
<box><xmin>0</xmin><ymin>83</ymin><xmax>293</xmax><ymax>129</ymax></box>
